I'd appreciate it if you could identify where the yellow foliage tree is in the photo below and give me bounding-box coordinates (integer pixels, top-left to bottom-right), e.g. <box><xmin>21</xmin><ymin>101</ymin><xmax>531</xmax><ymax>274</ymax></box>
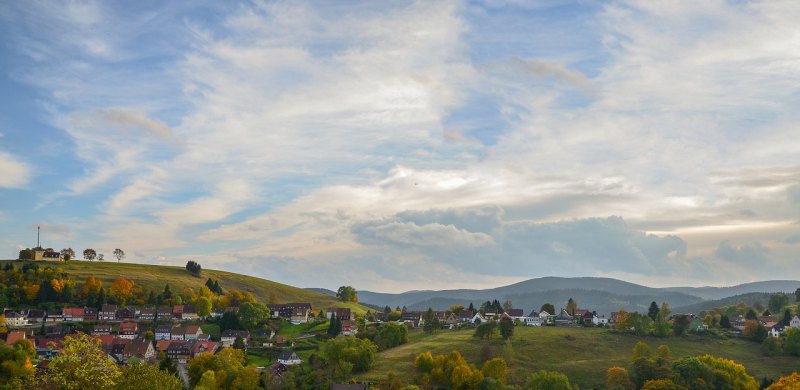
<box><xmin>109</xmin><ymin>278</ymin><xmax>135</xmax><ymax>304</ymax></box>
<box><xmin>51</xmin><ymin>278</ymin><xmax>64</xmax><ymax>293</ymax></box>
<box><xmin>24</xmin><ymin>284</ymin><xmax>40</xmax><ymax>301</ymax></box>
<box><xmin>767</xmin><ymin>372</ymin><xmax>800</xmax><ymax>389</ymax></box>
<box><xmin>81</xmin><ymin>275</ymin><xmax>104</xmax><ymax>297</ymax></box>
<box><xmin>48</xmin><ymin>333</ymin><xmax>121</xmax><ymax>390</ymax></box>
<box><xmin>607</xmin><ymin>366</ymin><xmax>633</xmax><ymax>390</ymax></box>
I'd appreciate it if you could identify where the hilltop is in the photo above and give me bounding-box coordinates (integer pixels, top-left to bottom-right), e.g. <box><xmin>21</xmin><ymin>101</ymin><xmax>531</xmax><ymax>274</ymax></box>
<box><xmin>359</xmin><ymin>276</ymin><xmax>800</xmax><ymax>315</ymax></box>
<box><xmin>0</xmin><ymin>260</ymin><xmax>369</xmax><ymax>315</ymax></box>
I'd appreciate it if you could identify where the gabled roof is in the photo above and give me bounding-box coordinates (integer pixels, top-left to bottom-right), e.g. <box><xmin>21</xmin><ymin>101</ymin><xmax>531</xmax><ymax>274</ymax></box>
<box><xmin>506</xmin><ymin>309</ymin><xmax>524</xmax><ymax>317</ymax></box>
<box><xmin>278</xmin><ymin>350</ymin><xmax>299</xmax><ymax>360</ymax></box>
<box><xmin>6</xmin><ymin>331</ymin><xmax>25</xmax><ymax>345</ymax></box>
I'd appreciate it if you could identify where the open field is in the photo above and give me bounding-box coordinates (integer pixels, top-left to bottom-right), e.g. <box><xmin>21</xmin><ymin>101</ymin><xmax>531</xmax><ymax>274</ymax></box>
<box><xmin>0</xmin><ymin>260</ymin><xmax>369</xmax><ymax>315</ymax></box>
<box><xmin>356</xmin><ymin>326</ymin><xmax>800</xmax><ymax>388</ymax></box>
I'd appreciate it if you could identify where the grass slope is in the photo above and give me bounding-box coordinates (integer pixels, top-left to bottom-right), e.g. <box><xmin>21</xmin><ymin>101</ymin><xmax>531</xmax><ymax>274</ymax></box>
<box><xmin>1</xmin><ymin>260</ymin><xmax>368</xmax><ymax>315</ymax></box>
<box><xmin>356</xmin><ymin>327</ymin><xmax>800</xmax><ymax>388</ymax></box>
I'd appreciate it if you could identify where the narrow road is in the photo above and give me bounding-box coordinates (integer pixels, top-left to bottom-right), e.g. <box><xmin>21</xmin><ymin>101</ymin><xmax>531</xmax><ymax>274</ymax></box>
<box><xmin>177</xmin><ymin>363</ymin><xmax>190</xmax><ymax>388</ymax></box>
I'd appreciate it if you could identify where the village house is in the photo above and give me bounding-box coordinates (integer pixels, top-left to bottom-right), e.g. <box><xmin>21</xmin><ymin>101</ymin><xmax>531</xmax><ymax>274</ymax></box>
<box><xmin>157</xmin><ymin>306</ymin><xmax>173</xmax><ymax>321</ymax></box>
<box><xmin>83</xmin><ymin>307</ymin><xmax>98</xmax><ymax>321</ymax></box>
<box><xmin>155</xmin><ymin>340</ymin><xmax>175</xmax><ymax>354</ymax></box>
<box><xmin>155</xmin><ymin>324</ymin><xmax>172</xmax><ymax>340</ymax></box>
<box><xmin>137</xmin><ymin>307</ymin><xmax>156</xmax><ymax>321</ymax></box>
<box><xmin>277</xmin><ymin>350</ymin><xmax>302</xmax><ymax>366</ymax></box>
<box><xmin>172</xmin><ymin>305</ymin><xmax>184</xmax><ymax>320</ymax></box>
<box><xmin>27</xmin><ymin>310</ymin><xmax>46</xmax><ymax>324</ymax></box>
<box><xmin>592</xmin><ymin>314</ymin><xmax>609</xmax><ymax>326</ymax></box>
<box><xmin>554</xmin><ymin>309</ymin><xmax>574</xmax><ymax>326</ymax></box>
<box><xmin>99</xmin><ymin>305</ymin><xmax>118</xmax><ymax>321</ymax></box>
<box><xmin>4</xmin><ymin>311</ymin><xmax>29</xmax><ymax>328</ymax></box>
<box><xmin>790</xmin><ymin>315</ymin><xmax>800</xmax><ymax>329</ymax></box>
<box><xmin>5</xmin><ymin>331</ymin><xmax>26</xmax><ymax>345</ymax></box>
<box><xmin>167</xmin><ymin>341</ymin><xmax>192</xmax><ymax>364</ymax></box>
<box><xmin>171</xmin><ymin>325</ymin><xmax>186</xmax><ymax>340</ymax></box>
<box><xmin>119</xmin><ymin>322</ymin><xmax>138</xmax><ymax>339</ymax></box>
<box><xmin>184</xmin><ymin>325</ymin><xmax>203</xmax><ymax>341</ymax></box>
<box><xmin>124</xmin><ymin>338</ymin><xmax>156</xmax><ymax>362</ymax></box>
<box><xmin>92</xmin><ymin>324</ymin><xmax>112</xmax><ymax>336</ymax></box>
<box><xmin>268</xmin><ymin>303</ymin><xmax>313</xmax><ymax>324</ymax></box>
<box><xmin>221</xmin><ymin>329</ymin><xmax>250</xmax><ymax>347</ymax></box>
<box><xmin>327</xmin><ymin>308</ymin><xmax>352</xmax><ymax>321</ymax></box>
<box><xmin>45</xmin><ymin>309</ymin><xmax>64</xmax><ymax>323</ymax></box>
<box><xmin>62</xmin><ymin>308</ymin><xmax>84</xmax><ymax>322</ymax></box>
<box><xmin>116</xmin><ymin>307</ymin><xmax>136</xmax><ymax>321</ymax></box>
<box><xmin>181</xmin><ymin>305</ymin><xmax>199</xmax><ymax>321</ymax></box>
<box><xmin>190</xmin><ymin>340</ymin><xmax>219</xmax><ymax>358</ymax></box>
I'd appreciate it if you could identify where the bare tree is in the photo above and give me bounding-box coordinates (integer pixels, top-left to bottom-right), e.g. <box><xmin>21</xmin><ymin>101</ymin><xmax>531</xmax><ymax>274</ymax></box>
<box><xmin>113</xmin><ymin>248</ymin><xmax>125</xmax><ymax>262</ymax></box>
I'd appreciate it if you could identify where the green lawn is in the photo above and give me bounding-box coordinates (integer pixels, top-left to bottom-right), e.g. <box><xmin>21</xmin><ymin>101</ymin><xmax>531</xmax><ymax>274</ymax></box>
<box><xmin>356</xmin><ymin>326</ymin><xmax>800</xmax><ymax>388</ymax></box>
<box><xmin>246</xmin><ymin>354</ymin><xmax>273</xmax><ymax>367</ymax></box>
<box><xmin>201</xmin><ymin>324</ymin><xmax>220</xmax><ymax>338</ymax></box>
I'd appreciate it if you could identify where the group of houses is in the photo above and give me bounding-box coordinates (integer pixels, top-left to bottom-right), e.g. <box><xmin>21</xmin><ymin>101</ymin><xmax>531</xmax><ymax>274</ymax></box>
<box><xmin>729</xmin><ymin>313</ymin><xmax>800</xmax><ymax>337</ymax></box>
<box><xmin>1</xmin><ymin>301</ymin><xmax>322</xmax><ymax>371</ymax></box>
<box><xmin>372</xmin><ymin>306</ymin><xmax>610</xmax><ymax>329</ymax></box>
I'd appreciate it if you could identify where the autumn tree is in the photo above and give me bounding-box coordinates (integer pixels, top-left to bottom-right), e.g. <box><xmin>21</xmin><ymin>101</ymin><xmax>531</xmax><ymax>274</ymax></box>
<box><xmin>109</xmin><ymin>278</ymin><xmax>135</xmax><ymax>305</ymax></box>
<box><xmin>481</xmin><ymin>358</ymin><xmax>508</xmax><ymax>385</ymax></box>
<box><xmin>607</xmin><ymin>366</ymin><xmax>634</xmax><ymax>390</ymax></box>
<box><xmin>526</xmin><ymin>370</ymin><xmax>573</xmax><ymax>390</ymax></box>
<box><xmin>114</xmin><ymin>364</ymin><xmax>183</xmax><ymax>390</ymax></box>
<box><xmin>768</xmin><ymin>372</ymin><xmax>800</xmax><ymax>389</ymax></box>
<box><xmin>566</xmin><ymin>298</ymin><xmax>577</xmax><ymax>316</ymax></box>
<box><xmin>48</xmin><ymin>333</ymin><xmax>121</xmax><ymax>389</ymax></box>
<box><xmin>336</xmin><ymin>285</ymin><xmax>358</xmax><ymax>303</ymax></box>
<box><xmin>83</xmin><ymin>248</ymin><xmax>97</xmax><ymax>261</ymax></box>
<box><xmin>196</xmin><ymin>296</ymin><xmax>212</xmax><ymax>318</ymax></box>
<box><xmin>113</xmin><ymin>248</ymin><xmax>125</xmax><ymax>262</ymax></box>
<box><xmin>672</xmin><ymin>355</ymin><xmax>758</xmax><ymax>390</ymax></box>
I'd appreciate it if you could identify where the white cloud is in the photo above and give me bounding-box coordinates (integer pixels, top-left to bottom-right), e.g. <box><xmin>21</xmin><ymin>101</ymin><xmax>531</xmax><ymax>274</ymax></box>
<box><xmin>0</xmin><ymin>151</ymin><xmax>31</xmax><ymax>188</ymax></box>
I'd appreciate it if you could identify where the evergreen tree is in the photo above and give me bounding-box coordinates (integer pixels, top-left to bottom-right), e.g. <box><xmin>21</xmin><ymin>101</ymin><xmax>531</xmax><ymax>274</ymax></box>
<box><xmin>232</xmin><ymin>336</ymin><xmax>246</xmax><ymax>350</ymax></box>
<box><xmin>468</xmin><ymin>302</ymin><xmax>475</xmax><ymax>313</ymax></box>
<box><xmin>423</xmin><ymin>308</ymin><xmax>440</xmax><ymax>333</ymax></box>
<box><xmin>383</xmin><ymin>305</ymin><xmax>391</xmax><ymax>314</ymax></box>
<box><xmin>720</xmin><ymin>314</ymin><xmax>731</xmax><ymax>329</ymax></box>
<box><xmin>97</xmin><ymin>288</ymin><xmax>106</xmax><ymax>309</ymax></box>
<box><xmin>213</xmin><ymin>280</ymin><xmax>222</xmax><ymax>295</ymax></box>
<box><xmin>782</xmin><ymin>309</ymin><xmax>793</xmax><ymax>326</ymax></box>
<box><xmin>205</xmin><ymin>278</ymin><xmax>215</xmax><ymax>290</ymax></box>
<box><xmin>147</xmin><ymin>291</ymin><xmax>156</xmax><ymax>305</ymax></box>
<box><xmin>62</xmin><ymin>283</ymin><xmax>75</xmax><ymax>304</ymax></box>
<box><xmin>162</xmin><ymin>284</ymin><xmax>172</xmax><ymax>299</ymax></box>
<box><xmin>327</xmin><ymin>314</ymin><xmax>342</xmax><ymax>338</ymax></box>
<box><xmin>745</xmin><ymin>308</ymin><xmax>758</xmax><ymax>320</ymax></box>
<box><xmin>648</xmin><ymin>301</ymin><xmax>660</xmax><ymax>321</ymax></box>
<box><xmin>87</xmin><ymin>290</ymin><xmax>97</xmax><ymax>308</ymax></box>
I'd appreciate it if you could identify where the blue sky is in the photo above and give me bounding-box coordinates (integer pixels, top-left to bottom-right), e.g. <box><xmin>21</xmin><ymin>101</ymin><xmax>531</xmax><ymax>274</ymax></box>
<box><xmin>1</xmin><ymin>0</ymin><xmax>799</xmax><ymax>292</ymax></box>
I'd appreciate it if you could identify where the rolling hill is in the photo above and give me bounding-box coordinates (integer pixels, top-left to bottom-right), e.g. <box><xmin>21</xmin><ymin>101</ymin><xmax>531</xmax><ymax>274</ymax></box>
<box><xmin>0</xmin><ymin>260</ymin><xmax>369</xmax><ymax>315</ymax></box>
<box><xmin>359</xmin><ymin>277</ymin><xmax>800</xmax><ymax>315</ymax></box>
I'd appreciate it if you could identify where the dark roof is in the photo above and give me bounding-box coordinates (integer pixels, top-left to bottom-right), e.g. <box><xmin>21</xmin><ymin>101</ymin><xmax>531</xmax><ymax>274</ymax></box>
<box><xmin>221</xmin><ymin>330</ymin><xmax>250</xmax><ymax>338</ymax></box>
<box><xmin>506</xmin><ymin>309</ymin><xmax>524</xmax><ymax>317</ymax></box>
<box><xmin>331</xmin><ymin>385</ymin><xmax>368</xmax><ymax>390</ymax></box>
<box><xmin>277</xmin><ymin>350</ymin><xmax>298</xmax><ymax>360</ymax></box>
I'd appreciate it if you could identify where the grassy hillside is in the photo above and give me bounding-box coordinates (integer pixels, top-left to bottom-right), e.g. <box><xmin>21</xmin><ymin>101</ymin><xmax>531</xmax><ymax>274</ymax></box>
<box><xmin>0</xmin><ymin>260</ymin><xmax>368</xmax><ymax>315</ymax></box>
<box><xmin>355</xmin><ymin>327</ymin><xmax>800</xmax><ymax>388</ymax></box>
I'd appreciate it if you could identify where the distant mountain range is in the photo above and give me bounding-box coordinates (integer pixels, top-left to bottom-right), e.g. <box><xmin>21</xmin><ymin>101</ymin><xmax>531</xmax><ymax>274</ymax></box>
<box><xmin>357</xmin><ymin>277</ymin><xmax>800</xmax><ymax>316</ymax></box>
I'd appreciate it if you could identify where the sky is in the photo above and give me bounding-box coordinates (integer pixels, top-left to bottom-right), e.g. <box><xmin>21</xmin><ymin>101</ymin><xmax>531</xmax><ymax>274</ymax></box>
<box><xmin>1</xmin><ymin>0</ymin><xmax>799</xmax><ymax>293</ymax></box>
